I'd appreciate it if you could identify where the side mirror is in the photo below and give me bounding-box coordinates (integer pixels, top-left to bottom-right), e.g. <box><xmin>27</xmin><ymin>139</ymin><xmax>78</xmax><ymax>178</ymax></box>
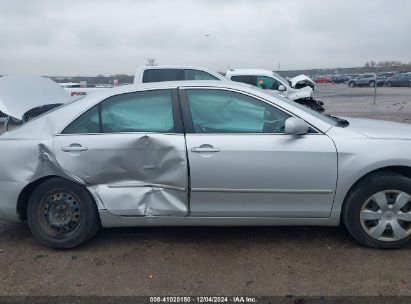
<box><xmin>278</xmin><ymin>85</ymin><xmax>286</xmax><ymax>91</ymax></box>
<box><xmin>285</xmin><ymin>117</ymin><xmax>310</xmax><ymax>135</ymax></box>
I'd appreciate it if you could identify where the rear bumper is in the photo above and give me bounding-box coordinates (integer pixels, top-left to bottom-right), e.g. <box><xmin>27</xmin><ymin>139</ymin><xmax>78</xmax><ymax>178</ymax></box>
<box><xmin>0</xmin><ymin>181</ymin><xmax>27</xmax><ymax>221</ymax></box>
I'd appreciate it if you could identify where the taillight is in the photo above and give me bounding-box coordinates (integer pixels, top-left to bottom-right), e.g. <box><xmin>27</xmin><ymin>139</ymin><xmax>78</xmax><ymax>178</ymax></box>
<box><xmin>70</xmin><ymin>92</ymin><xmax>87</xmax><ymax>96</ymax></box>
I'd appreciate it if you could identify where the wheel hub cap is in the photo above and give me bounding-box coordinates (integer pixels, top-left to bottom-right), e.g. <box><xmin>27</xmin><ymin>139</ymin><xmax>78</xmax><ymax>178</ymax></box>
<box><xmin>360</xmin><ymin>190</ymin><xmax>411</xmax><ymax>242</ymax></box>
<box><xmin>383</xmin><ymin>210</ymin><xmax>395</xmax><ymax>220</ymax></box>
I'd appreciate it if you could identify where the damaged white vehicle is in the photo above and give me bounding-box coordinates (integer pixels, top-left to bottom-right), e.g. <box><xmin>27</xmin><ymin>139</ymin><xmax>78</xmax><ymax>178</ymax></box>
<box><xmin>225</xmin><ymin>69</ymin><xmax>324</xmax><ymax>112</ymax></box>
<box><xmin>1</xmin><ymin>76</ymin><xmax>411</xmax><ymax>249</ymax></box>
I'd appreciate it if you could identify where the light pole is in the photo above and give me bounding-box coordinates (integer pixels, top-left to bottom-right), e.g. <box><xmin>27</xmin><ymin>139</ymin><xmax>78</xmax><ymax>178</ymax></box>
<box><xmin>373</xmin><ymin>66</ymin><xmax>378</xmax><ymax>105</ymax></box>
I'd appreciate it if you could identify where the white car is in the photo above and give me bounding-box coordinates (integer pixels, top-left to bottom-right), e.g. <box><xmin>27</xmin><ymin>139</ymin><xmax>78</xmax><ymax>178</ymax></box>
<box><xmin>133</xmin><ymin>65</ymin><xmax>226</xmax><ymax>84</ymax></box>
<box><xmin>226</xmin><ymin>69</ymin><xmax>324</xmax><ymax>112</ymax></box>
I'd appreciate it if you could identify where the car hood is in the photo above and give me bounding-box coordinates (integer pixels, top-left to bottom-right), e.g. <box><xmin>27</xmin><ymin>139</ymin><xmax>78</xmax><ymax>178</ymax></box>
<box><xmin>289</xmin><ymin>74</ymin><xmax>316</xmax><ymax>89</ymax></box>
<box><xmin>0</xmin><ymin>75</ymin><xmax>71</xmax><ymax>119</ymax></box>
<box><xmin>345</xmin><ymin>117</ymin><xmax>411</xmax><ymax>139</ymax></box>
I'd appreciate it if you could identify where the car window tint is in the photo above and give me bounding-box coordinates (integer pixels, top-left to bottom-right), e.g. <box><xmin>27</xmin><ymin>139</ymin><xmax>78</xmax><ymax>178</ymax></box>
<box><xmin>256</xmin><ymin>76</ymin><xmax>282</xmax><ymax>90</ymax></box>
<box><xmin>101</xmin><ymin>90</ymin><xmax>174</xmax><ymax>133</ymax></box>
<box><xmin>230</xmin><ymin>75</ymin><xmax>254</xmax><ymax>85</ymax></box>
<box><xmin>142</xmin><ymin>69</ymin><xmax>180</xmax><ymax>83</ymax></box>
<box><xmin>186</xmin><ymin>89</ymin><xmax>290</xmax><ymax>133</ymax></box>
<box><xmin>62</xmin><ymin>105</ymin><xmax>100</xmax><ymax>134</ymax></box>
<box><xmin>183</xmin><ymin>69</ymin><xmax>219</xmax><ymax>80</ymax></box>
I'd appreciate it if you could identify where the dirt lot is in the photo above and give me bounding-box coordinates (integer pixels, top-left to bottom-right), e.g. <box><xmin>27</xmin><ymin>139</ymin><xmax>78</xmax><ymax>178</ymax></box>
<box><xmin>1</xmin><ymin>84</ymin><xmax>411</xmax><ymax>296</ymax></box>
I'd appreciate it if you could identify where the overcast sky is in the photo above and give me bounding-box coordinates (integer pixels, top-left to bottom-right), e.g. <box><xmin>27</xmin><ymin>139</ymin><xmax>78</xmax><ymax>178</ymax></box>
<box><xmin>0</xmin><ymin>0</ymin><xmax>410</xmax><ymax>76</ymax></box>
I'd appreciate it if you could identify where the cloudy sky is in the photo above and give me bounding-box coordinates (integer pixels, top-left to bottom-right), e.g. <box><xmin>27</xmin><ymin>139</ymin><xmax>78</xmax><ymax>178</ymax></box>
<box><xmin>0</xmin><ymin>0</ymin><xmax>410</xmax><ymax>76</ymax></box>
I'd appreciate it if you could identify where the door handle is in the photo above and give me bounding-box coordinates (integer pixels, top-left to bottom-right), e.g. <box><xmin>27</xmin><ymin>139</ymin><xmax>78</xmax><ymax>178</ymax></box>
<box><xmin>61</xmin><ymin>145</ymin><xmax>88</xmax><ymax>152</ymax></box>
<box><xmin>191</xmin><ymin>147</ymin><xmax>220</xmax><ymax>153</ymax></box>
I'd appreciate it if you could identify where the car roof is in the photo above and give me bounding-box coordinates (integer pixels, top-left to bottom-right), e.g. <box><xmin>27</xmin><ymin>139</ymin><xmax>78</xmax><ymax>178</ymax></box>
<box><xmin>226</xmin><ymin>69</ymin><xmax>274</xmax><ymax>77</ymax></box>
<box><xmin>107</xmin><ymin>80</ymin><xmax>251</xmax><ymax>94</ymax></box>
<box><xmin>136</xmin><ymin>65</ymin><xmax>215</xmax><ymax>70</ymax></box>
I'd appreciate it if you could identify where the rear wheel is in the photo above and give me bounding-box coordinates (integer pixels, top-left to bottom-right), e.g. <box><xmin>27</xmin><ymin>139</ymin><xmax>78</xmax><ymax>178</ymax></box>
<box><xmin>369</xmin><ymin>81</ymin><xmax>375</xmax><ymax>87</ymax></box>
<box><xmin>27</xmin><ymin>178</ymin><xmax>100</xmax><ymax>249</ymax></box>
<box><xmin>386</xmin><ymin>81</ymin><xmax>392</xmax><ymax>87</ymax></box>
<box><xmin>343</xmin><ymin>172</ymin><xmax>411</xmax><ymax>249</ymax></box>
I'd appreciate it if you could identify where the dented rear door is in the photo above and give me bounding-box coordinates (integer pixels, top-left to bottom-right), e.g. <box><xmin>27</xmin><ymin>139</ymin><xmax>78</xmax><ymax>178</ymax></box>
<box><xmin>53</xmin><ymin>89</ymin><xmax>188</xmax><ymax>216</ymax></box>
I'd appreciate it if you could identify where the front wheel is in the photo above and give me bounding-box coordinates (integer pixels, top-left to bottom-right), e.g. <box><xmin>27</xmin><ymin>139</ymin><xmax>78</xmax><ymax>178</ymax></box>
<box><xmin>27</xmin><ymin>178</ymin><xmax>101</xmax><ymax>249</ymax></box>
<box><xmin>369</xmin><ymin>81</ymin><xmax>375</xmax><ymax>87</ymax></box>
<box><xmin>348</xmin><ymin>82</ymin><xmax>355</xmax><ymax>87</ymax></box>
<box><xmin>343</xmin><ymin>172</ymin><xmax>411</xmax><ymax>249</ymax></box>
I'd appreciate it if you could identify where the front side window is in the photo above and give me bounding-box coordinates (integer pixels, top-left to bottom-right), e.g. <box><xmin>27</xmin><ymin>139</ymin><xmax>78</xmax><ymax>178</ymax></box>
<box><xmin>186</xmin><ymin>89</ymin><xmax>290</xmax><ymax>133</ymax></box>
<box><xmin>183</xmin><ymin>69</ymin><xmax>219</xmax><ymax>80</ymax></box>
<box><xmin>101</xmin><ymin>90</ymin><xmax>174</xmax><ymax>133</ymax></box>
<box><xmin>142</xmin><ymin>69</ymin><xmax>180</xmax><ymax>83</ymax></box>
<box><xmin>256</xmin><ymin>76</ymin><xmax>282</xmax><ymax>90</ymax></box>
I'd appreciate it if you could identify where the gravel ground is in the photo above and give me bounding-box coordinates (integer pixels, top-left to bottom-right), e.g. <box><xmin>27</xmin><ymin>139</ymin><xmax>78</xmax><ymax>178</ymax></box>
<box><xmin>1</xmin><ymin>83</ymin><xmax>411</xmax><ymax>296</ymax></box>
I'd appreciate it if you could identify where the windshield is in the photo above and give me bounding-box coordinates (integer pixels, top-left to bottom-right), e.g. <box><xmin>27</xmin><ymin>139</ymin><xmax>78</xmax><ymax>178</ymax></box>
<box><xmin>272</xmin><ymin>72</ymin><xmax>290</xmax><ymax>87</ymax></box>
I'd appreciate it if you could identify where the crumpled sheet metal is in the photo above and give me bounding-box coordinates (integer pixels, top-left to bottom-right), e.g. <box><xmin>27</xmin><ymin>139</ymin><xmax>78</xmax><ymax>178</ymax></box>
<box><xmin>0</xmin><ymin>133</ymin><xmax>188</xmax><ymax>217</ymax></box>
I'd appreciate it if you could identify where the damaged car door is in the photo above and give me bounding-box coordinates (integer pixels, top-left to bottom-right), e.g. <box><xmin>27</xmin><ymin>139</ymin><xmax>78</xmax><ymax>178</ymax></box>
<box><xmin>53</xmin><ymin>89</ymin><xmax>188</xmax><ymax>216</ymax></box>
<box><xmin>182</xmin><ymin>88</ymin><xmax>337</xmax><ymax>217</ymax></box>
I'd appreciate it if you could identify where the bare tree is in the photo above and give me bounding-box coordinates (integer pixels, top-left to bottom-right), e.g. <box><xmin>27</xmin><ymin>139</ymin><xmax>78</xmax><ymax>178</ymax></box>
<box><xmin>146</xmin><ymin>58</ymin><xmax>158</xmax><ymax>66</ymax></box>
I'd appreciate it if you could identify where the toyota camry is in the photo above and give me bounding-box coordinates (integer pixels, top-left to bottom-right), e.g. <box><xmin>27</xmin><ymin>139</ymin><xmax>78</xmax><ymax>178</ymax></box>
<box><xmin>1</xmin><ymin>76</ymin><xmax>411</xmax><ymax>248</ymax></box>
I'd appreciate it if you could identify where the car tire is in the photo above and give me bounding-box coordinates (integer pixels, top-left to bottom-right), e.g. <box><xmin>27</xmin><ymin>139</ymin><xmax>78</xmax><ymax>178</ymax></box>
<box><xmin>27</xmin><ymin>177</ymin><xmax>101</xmax><ymax>249</ymax></box>
<box><xmin>369</xmin><ymin>81</ymin><xmax>375</xmax><ymax>87</ymax></box>
<box><xmin>386</xmin><ymin>82</ymin><xmax>392</xmax><ymax>87</ymax></box>
<box><xmin>343</xmin><ymin>172</ymin><xmax>411</xmax><ymax>249</ymax></box>
<box><xmin>348</xmin><ymin>82</ymin><xmax>355</xmax><ymax>87</ymax></box>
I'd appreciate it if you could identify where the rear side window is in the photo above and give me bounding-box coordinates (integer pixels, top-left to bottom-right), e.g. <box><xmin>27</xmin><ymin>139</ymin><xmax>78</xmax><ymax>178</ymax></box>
<box><xmin>183</xmin><ymin>69</ymin><xmax>219</xmax><ymax>80</ymax></box>
<box><xmin>230</xmin><ymin>75</ymin><xmax>256</xmax><ymax>86</ymax></box>
<box><xmin>62</xmin><ymin>105</ymin><xmax>100</xmax><ymax>134</ymax></box>
<box><xmin>62</xmin><ymin>90</ymin><xmax>175</xmax><ymax>134</ymax></box>
<box><xmin>142</xmin><ymin>69</ymin><xmax>180</xmax><ymax>83</ymax></box>
<box><xmin>101</xmin><ymin>90</ymin><xmax>174</xmax><ymax>133</ymax></box>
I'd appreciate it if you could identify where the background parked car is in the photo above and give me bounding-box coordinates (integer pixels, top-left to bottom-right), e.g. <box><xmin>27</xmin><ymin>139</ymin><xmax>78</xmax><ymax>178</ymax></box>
<box><xmin>331</xmin><ymin>75</ymin><xmax>351</xmax><ymax>84</ymax></box>
<box><xmin>313</xmin><ymin>75</ymin><xmax>332</xmax><ymax>83</ymax></box>
<box><xmin>348</xmin><ymin>74</ymin><xmax>384</xmax><ymax>87</ymax></box>
<box><xmin>226</xmin><ymin>69</ymin><xmax>324</xmax><ymax>112</ymax></box>
<box><xmin>385</xmin><ymin>72</ymin><xmax>411</xmax><ymax>87</ymax></box>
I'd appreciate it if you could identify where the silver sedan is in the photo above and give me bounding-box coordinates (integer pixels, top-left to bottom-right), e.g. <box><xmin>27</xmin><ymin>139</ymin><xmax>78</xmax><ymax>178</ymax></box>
<box><xmin>1</xmin><ymin>79</ymin><xmax>411</xmax><ymax>249</ymax></box>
